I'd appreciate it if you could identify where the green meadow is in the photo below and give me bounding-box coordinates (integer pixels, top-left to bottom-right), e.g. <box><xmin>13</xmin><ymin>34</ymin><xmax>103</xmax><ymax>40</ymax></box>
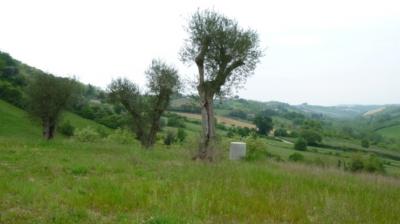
<box><xmin>1</xmin><ymin>100</ymin><xmax>400</xmax><ymax>223</ymax></box>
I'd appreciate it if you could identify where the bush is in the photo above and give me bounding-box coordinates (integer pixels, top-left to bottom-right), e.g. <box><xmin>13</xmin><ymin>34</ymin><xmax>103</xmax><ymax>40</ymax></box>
<box><xmin>107</xmin><ymin>128</ymin><xmax>135</xmax><ymax>144</ymax></box>
<box><xmin>176</xmin><ymin>128</ymin><xmax>187</xmax><ymax>142</ymax></box>
<box><xmin>96</xmin><ymin>126</ymin><xmax>109</xmax><ymax>138</ymax></box>
<box><xmin>0</xmin><ymin>81</ymin><xmax>26</xmax><ymax>108</ymax></box>
<box><xmin>288</xmin><ymin>153</ymin><xmax>304</xmax><ymax>162</ymax></box>
<box><xmin>75</xmin><ymin>127</ymin><xmax>100</xmax><ymax>142</ymax></box>
<box><xmin>300</xmin><ymin>130</ymin><xmax>322</xmax><ymax>146</ymax></box>
<box><xmin>294</xmin><ymin>138</ymin><xmax>307</xmax><ymax>151</ymax></box>
<box><xmin>274</xmin><ymin>128</ymin><xmax>288</xmax><ymax>137</ymax></box>
<box><xmin>349</xmin><ymin>154</ymin><xmax>385</xmax><ymax>173</ymax></box>
<box><xmin>167</xmin><ymin>114</ymin><xmax>186</xmax><ymax>128</ymax></box>
<box><xmin>349</xmin><ymin>154</ymin><xmax>365</xmax><ymax>172</ymax></box>
<box><xmin>164</xmin><ymin>130</ymin><xmax>177</xmax><ymax>145</ymax></box>
<box><xmin>365</xmin><ymin>155</ymin><xmax>385</xmax><ymax>173</ymax></box>
<box><xmin>361</xmin><ymin>139</ymin><xmax>370</xmax><ymax>148</ymax></box>
<box><xmin>58</xmin><ymin>120</ymin><xmax>75</xmax><ymax>137</ymax></box>
<box><xmin>226</xmin><ymin>129</ymin><xmax>235</xmax><ymax>138</ymax></box>
<box><xmin>245</xmin><ymin>137</ymin><xmax>268</xmax><ymax>161</ymax></box>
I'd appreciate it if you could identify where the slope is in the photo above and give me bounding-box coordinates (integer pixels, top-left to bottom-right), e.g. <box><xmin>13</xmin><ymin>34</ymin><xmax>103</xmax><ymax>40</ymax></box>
<box><xmin>0</xmin><ymin>99</ymin><xmax>110</xmax><ymax>139</ymax></box>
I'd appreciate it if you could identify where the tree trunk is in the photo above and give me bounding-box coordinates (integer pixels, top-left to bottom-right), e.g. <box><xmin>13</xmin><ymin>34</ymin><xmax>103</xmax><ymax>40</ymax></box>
<box><xmin>145</xmin><ymin>119</ymin><xmax>160</xmax><ymax>149</ymax></box>
<box><xmin>195</xmin><ymin>88</ymin><xmax>216</xmax><ymax>161</ymax></box>
<box><xmin>43</xmin><ymin>119</ymin><xmax>55</xmax><ymax>140</ymax></box>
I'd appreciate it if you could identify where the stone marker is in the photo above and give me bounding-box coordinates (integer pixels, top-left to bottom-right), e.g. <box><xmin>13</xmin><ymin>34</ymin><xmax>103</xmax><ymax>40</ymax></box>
<box><xmin>229</xmin><ymin>142</ymin><xmax>246</xmax><ymax>160</ymax></box>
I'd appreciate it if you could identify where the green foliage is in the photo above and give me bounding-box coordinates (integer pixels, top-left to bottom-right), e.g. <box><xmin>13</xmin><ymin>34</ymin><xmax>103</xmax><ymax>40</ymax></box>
<box><xmin>288</xmin><ymin>153</ymin><xmax>305</xmax><ymax>162</ymax></box>
<box><xmin>164</xmin><ymin>130</ymin><xmax>177</xmax><ymax>145</ymax></box>
<box><xmin>349</xmin><ymin>154</ymin><xmax>385</xmax><ymax>173</ymax></box>
<box><xmin>361</xmin><ymin>139</ymin><xmax>370</xmax><ymax>148</ymax></box>
<box><xmin>253</xmin><ymin>112</ymin><xmax>273</xmax><ymax>135</ymax></box>
<box><xmin>0</xmin><ymin>80</ymin><xmax>25</xmax><ymax>108</ymax></box>
<box><xmin>176</xmin><ymin>128</ymin><xmax>187</xmax><ymax>142</ymax></box>
<box><xmin>58</xmin><ymin>120</ymin><xmax>75</xmax><ymax>137</ymax></box>
<box><xmin>226</xmin><ymin>129</ymin><xmax>235</xmax><ymax>138</ymax></box>
<box><xmin>228</xmin><ymin>109</ymin><xmax>247</xmax><ymax>120</ymax></box>
<box><xmin>107</xmin><ymin>128</ymin><xmax>135</xmax><ymax>144</ymax></box>
<box><xmin>300</xmin><ymin>130</ymin><xmax>322</xmax><ymax>146</ymax></box>
<box><xmin>294</xmin><ymin>138</ymin><xmax>307</xmax><ymax>151</ymax></box>
<box><xmin>365</xmin><ymin>155</ymin><xmax>385</xmax><ymax>173</ymax></box>
<box><xmin>274</xmin><ymin>128</ymin><xmax>288</xmax><ymax>137</ymax></box>
<box><xmin>245</xmin><ymin>137</ymin><xmax>268</xmax><ymax>161</ymax></box>
<box><xmin>166</xmin><ymin>114</ymin><xmax>186</xmax><ymax>128</ymax></box>
<box><xmin>75</xmin><ymin>127</ymin><xmax>100</xmax><ymax>142</ymax></box>
<box><xmin>26</xmin><ymin>74</ymin><xmax>77</xmax><ymax>139</ymax></box>
<box><xmin>108</xmin><ymin>60</ymin><xmax>180</xmax><ymax>148</ymax></box>
<box><xmin>180</xmin><ymin>9</ymin><xmax>263</xmax><ymax>95</ymax></box>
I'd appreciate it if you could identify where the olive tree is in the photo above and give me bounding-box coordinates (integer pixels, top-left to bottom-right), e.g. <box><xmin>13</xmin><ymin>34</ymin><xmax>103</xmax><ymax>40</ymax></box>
<box><xmin>180</xmin><ymin>10</ymin><xmax>263</xmax><ymax>160</ymax></box>
<box><xmin>108</xmin><ymin>59</ymin><xmax>180</xmax><ymax>148</ymax></box>
<box><xmin>27</xmin><ymin>74</ymin><xmax>76</xmax><ymax>140</ymax></box>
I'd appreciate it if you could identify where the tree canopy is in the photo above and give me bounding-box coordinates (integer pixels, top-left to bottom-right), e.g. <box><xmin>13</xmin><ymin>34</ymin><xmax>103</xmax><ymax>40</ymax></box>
<box><xmin>180</xmin><ymin>9</ymin><xmax>263</xmax><ymax>160</ymax></box>
<box><xmin>108</xmin><ymin>59</ymin><xmax>180</xmax><ymax>148</ymax></box>
<box><xmin>26</xmin><ymin>74</ymin><xmax>77</xmax><ymax>139</ymax></box>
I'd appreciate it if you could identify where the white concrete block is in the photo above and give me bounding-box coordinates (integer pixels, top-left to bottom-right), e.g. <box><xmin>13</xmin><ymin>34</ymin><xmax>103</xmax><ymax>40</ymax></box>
<box><xmin>229</xmin><ymin>142</ymin><xmax>246</xmax><ymax>160</ymax></box>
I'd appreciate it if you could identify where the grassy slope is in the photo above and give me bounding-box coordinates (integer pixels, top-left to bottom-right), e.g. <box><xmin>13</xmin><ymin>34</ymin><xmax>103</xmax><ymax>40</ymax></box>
<box><xmin>377</xmin><ymin>125</ymin><xmax>400</xmax><ymax>139</ymax></box>
<box><xmin>174</xmin><ymin>112</ymin><xmax>256</xmax><ymax>128</ymax></box>
<box><xmin>1</xmin><ymin>100</ymin><xmax>400</xmax><ymax>223</ymax></box>
<box><xmin>1</xmin><ymin>138</ymin><xmax>400</xmax><ymax>223</ymax></box>
<box><xmin>0</xmin><ymin>99</ymin><xmax>110</xmax><ymax>140</ymax></box>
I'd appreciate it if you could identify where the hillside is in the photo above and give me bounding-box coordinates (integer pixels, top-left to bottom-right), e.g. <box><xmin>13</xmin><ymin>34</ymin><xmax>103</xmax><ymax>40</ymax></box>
<box><xmin>1</xmin><ymin>99</ymin><xmax>400</xmax><ymax>223</ymax></box>
<box><xmin>1</xmin><ymin>62</ymin><xmax>400</xmax><ymax>222</ymax></box>
<box><xmin>0</xmin><ymin>99</ymin><xmax>110</xmax><ymax>139</ymax></box>
<box><xmin>170</xmin><ymin>96</ymin><xmax>387</xmax><ymax>120</ymax></box>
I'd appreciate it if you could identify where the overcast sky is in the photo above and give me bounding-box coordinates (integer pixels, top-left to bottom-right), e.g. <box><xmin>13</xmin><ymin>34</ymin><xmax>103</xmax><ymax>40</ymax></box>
<box><xmin>1</xmin><ymin>0</ymin><xmax>399</xmax><ymax>106</ymax></box>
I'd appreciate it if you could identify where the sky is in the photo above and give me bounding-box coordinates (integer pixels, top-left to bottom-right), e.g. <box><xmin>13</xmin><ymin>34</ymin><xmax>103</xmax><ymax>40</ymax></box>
<box><xmin>1</xmin><ymin>0</ymin><xmax>399</xmax><ymax>106</ymax></box>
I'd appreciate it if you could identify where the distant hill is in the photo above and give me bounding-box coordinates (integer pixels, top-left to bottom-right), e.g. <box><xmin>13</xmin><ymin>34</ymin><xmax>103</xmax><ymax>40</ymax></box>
<box><xmin>360</xmin><ymin>105</ymin><xmax>400</xmax><ymax>140</ymax></box>
<box><xmin>295</xmin><ymin>104</ymin><xmax>384</xmax><ymax>119</ymax></box>
<box><xmin>170</xmin><ymin>96</ymin><xmax>391</xmax><ymax>120</ymax></box>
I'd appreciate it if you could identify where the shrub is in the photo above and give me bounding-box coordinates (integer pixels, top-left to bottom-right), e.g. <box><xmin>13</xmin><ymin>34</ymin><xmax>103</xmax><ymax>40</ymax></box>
<box><xmin>288</xmin><ymin>153</ymin><xmax>304</xmax><ymax>162</ymax></box>
<box><xmin>245</xmin><ymin>137</ymin><xmax>268</xmax><ymax>161</ymax></box>
<box><xmin>164</xmin><ymin>130</ymin><xmax>176</xmax><ymax>145</ymax></box>
<box><xmin>274</xmin><ymin>128</ymin><xmax>288</xmax><ymax>137</ymax></box>
<box><xmin>349</xmin><ymin>154</ymin><xmax>365</xmax><ymax>172</ymax></box>
<box><xmin>167</xmin><ymin>115</ymin><xmax>185</xmax><ymax>128</ymax></box>
<box><xmin>176</xmin><ymin>128</ymin><xmax>187</xmax><ymax>142</ymax></box>
<box><xmin>361</xmin><ymin>139</ymin><xmax>370</xmax><ymax>148</ymax></box>
<box><xmin>226</xmin><ymin>128</ymin><xmax>235</xmax><ymax>138</ymax></box>
<box><xmin>300</xmin><ymin>130</ymin><xmax>322</xmax><ymax>146</ymax></box>
<box><xmin>365</xmin><ymin>155</ymin><xmax>385</xmax><ymax>172</ymax></box>
<box><xmin>349</xmin><ymin>154</ymin><xmax>385</xmax><ymax>173</ymax></box>
<box><xmin>75</xmin><ymin>127</ymin><xmax>100</xmax><ymax>142</ymax></box>
<box><xmin>58</xmin><ymin>120</ymin><xmax>75</xmax><ymax>137</ymax></box>
<box><xmin>107</xmin><ymin>128</ymin><xmax>135</xmax><ymax>144</ymax></box>
<box><xmin>294</xmin><ymin>138</ymin><xmax>307</xmax><ymax>151</ymax></box>
<box><xmin>95</xmin><ymin>126</ymin><xmax>109</xmax><ymax>138</ymax></box>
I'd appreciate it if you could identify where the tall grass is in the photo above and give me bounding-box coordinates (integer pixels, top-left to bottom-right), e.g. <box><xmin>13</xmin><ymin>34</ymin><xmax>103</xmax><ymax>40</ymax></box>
<box><xmin>0</xmin><ymin>137</ymin><xmax>399</xmax><ymax>223</ymax></box>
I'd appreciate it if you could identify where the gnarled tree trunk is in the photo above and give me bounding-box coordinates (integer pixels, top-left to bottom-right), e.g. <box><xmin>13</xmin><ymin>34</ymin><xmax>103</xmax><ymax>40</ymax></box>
<box><xmin>196</xmin><ymin>86</ymin><xmax>216</xmax><ymax>161</ymax></box>
<box><xmin>42</xmin><ymin>119</ymin><xmax>55</xmax><ymax>140</ymax></box>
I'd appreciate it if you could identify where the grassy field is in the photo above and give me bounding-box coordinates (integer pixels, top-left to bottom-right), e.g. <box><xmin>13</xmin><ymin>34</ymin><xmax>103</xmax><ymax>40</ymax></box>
<box><xmin>174</xmin><ymin>112</ymin><xmax>256</xmax><ymax>129</ymax></box>
<box><xmin>377</xmin><ymin>125</ymin><xmax>400</xmax><ymax>140</ymax></box>
<box><xmin>1</xmin><ymin>137</ymin><xmax>400</xmax><ymax>223</ymax></box>
<box><xmin>0</xmin><ymin>100</ymin><xmax>110</xmax><ymax>140</ymax></box>
<box><xmin>1</xmin><ymin>100</ymin><xmax>400</xmax><ymax>223</ymax></box>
